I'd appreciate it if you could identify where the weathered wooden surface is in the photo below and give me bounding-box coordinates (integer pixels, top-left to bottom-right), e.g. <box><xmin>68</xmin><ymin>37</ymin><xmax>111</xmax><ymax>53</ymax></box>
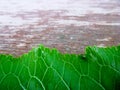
<box><xmin>0</xmin><ymin>0</ymin><xmax>120</xmax><ymax>56</ymax></box>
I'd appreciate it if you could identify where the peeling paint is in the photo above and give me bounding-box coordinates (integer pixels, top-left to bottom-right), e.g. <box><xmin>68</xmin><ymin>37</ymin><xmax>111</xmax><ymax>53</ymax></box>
<box><xmin>96</xmin><ymin>37</ymin><xmax>112</xmax><ymax>41</ymax></box>
<box><xmin>0</xmin><ymin>0</ymin><xmax>120</xmax><ymax>56</ymax></box>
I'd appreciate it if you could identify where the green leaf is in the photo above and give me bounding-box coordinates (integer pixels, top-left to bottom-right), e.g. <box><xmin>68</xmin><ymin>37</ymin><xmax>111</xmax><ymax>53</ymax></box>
<box><xmin>0</xmin><ymin>45</ymin><xmax>120</xmax><ymax>90</ymax></box>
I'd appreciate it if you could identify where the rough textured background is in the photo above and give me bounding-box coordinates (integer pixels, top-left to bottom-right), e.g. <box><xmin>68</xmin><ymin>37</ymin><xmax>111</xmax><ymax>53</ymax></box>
<box><xmin>0</xmin><ymin>0</ymin><xmax>120</xmax><ymax>56</ymax></box>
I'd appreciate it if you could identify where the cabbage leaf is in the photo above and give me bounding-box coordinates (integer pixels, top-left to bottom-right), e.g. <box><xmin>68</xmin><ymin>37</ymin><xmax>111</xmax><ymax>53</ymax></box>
<box><xmin>0</xmin><ymin>45</ymin><xmax>120</xmax><ymax>90</ymax></box>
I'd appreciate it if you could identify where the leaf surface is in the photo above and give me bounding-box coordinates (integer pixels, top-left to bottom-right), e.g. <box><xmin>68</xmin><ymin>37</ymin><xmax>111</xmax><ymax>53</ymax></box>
<box><xmin>0</xmin><ymin>45</ymin><xmax>120</xmax><ymax>90</ymax></box>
